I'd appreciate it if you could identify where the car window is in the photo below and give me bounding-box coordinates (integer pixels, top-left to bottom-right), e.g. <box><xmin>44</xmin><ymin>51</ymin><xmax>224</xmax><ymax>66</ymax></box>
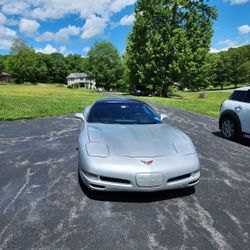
<box><xmin>245</xmin><ymin>91</ymin><xmax>250</xmax><ymax>103</ymax></box>
<box><xmin>230</xmin><ymin>91</ymin><xmax>246</xmax><ymax>102</ymax></box>
<box><xmin>88</xmin><ymin>103</ymin><xmax>161</xmax><ymax>124</ymax></box>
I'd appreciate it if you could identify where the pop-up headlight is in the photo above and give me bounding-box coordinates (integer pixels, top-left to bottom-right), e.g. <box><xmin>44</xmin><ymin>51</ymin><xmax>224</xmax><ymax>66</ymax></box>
<box><xmin>173</xmin><ymin>141</ymin><xmax>196</xmax><ymax>155</ymax></box>
<box><xmin>86</xmin><ymin>143</ymin><xmax>110</xmax><ymax>158</ymax></box>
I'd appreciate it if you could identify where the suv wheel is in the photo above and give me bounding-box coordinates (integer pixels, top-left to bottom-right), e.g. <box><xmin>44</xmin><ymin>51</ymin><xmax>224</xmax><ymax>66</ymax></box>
<box><xmin>221</xmin><ymin>117</ymin><xmax>238</xmax><ymax>140</ymax></box>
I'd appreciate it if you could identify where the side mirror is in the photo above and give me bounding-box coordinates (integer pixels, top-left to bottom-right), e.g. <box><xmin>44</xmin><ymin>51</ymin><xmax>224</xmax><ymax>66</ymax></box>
<box><xmin>74</xmin><ymin>113</ymin><xmax>85</xmax><ymax>121</ymax></box>
<box><xmin>160</xmin><ymin>113</ymin><xmax>168</xmax><ymax>121</ymax></box>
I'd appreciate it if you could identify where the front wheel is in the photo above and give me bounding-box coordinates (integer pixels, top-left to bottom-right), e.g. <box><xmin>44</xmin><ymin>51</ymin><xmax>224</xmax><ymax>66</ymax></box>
<box><xmin>221</xmin><ymin>117</ymin><xmax>239</xmax><ymax>140</ymax></box>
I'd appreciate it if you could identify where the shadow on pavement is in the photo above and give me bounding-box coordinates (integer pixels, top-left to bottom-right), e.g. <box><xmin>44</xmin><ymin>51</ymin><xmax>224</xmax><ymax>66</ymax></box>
<box><xmin>78</xmin><ymin>175</ymin><xmax>195</xmax><ymax>203</ymax></box>
<box><xmin>212</xmin><ymin>131</ymin><xmax>250</xmax><ymax>147</ymax></box>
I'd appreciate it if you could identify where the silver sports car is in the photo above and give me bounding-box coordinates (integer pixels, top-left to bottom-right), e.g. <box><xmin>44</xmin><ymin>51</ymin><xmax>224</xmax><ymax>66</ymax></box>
<box><xmin>75</xmin><ymin>98</ymin><xmax>200</xmax><ymax>192</ymax></box>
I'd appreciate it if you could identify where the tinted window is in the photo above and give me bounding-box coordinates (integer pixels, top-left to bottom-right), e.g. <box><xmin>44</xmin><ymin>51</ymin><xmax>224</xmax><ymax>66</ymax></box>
<box><xmin>88</xmin><ymin>103</ymin><xmax>161</xmax><ymax>124</ymax></box>
<box><xmin>245</xmin><ymin>91</ymin><xmax>250</xmax><ymax>103</ymax></box>
<box><xmin>230</xmin><ymin>91</ymin><xmax>246</xmax><ymax>102</ymax></box>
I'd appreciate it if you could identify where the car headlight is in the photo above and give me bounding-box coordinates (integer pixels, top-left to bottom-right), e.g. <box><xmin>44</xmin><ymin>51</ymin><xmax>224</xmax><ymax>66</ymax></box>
<box><xmin>173</xmin><ymin>142</ymin><xmax>196</xmax><ymax>155</ymax></box>
<box><xmin>86</xmin><ymin>143</ymin><xmax>110</xmax><ymax>158</ymax></box>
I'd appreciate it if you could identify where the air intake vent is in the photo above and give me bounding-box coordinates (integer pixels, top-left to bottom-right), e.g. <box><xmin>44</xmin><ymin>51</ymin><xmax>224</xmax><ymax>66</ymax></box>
<box><xmin>100</xmin><ymin>176</ymin><xmax>130</xmax><ymax>184</ymax></box>
<box><xmin>167</xmin><ymin>173</ymin><xmax>191</xmax><ymax>183</ymax></box>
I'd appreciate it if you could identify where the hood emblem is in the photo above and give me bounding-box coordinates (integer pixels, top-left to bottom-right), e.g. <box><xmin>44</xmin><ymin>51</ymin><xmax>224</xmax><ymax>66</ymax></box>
<box><xmin>141</xmin><ymin>160</ymin><xmax>154</xmax><ymax>165</ymax></box>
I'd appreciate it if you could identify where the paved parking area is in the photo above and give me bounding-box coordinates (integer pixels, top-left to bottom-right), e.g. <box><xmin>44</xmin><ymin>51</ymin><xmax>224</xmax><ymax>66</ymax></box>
<box><xmin>0</xmin><ymin>103</ymin><xmax>249</xmax><ymax>249</ymax></box>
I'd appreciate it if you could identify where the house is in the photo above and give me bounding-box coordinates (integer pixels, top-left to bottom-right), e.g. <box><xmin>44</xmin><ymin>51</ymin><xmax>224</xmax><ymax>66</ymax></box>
<box><xmin>0</xmin><ymin>72</ymin><xmax>11</xmax><ymax>84</ymax></box>
<box><xmin>66</xmin><ymin>72</ymin><xmax>96</xmax><ymax>89</ymax></box>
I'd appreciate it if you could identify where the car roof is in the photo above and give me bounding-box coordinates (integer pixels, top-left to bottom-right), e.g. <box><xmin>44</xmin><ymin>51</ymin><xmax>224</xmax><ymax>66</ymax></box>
<box><xmin>235</xmin><ymin>86</ymin><xmax>250</xmax><ymax>91</ymax></box>
<box><xmin>94</xmin><ymin>98</ymin><xmax>146</xmax><ymax>105</ymax></box>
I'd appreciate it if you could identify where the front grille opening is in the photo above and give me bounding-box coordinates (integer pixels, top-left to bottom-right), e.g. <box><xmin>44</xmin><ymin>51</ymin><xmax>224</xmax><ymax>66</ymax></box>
<box><xmin>99</xmin><ymin>176</ymin><xmax>130</xmax><ymax>184</ymax></box>
<box><xmin>188</xmin><ymin>179</ymin><xmax>199</xmax><ymax>185</ymax></box>
<box><xmin>167</xmin><ymin>173</ymin><xmax>191</xmax><ymax>183</ymax></box>
<box><xmin>89</xmin><ymin>184</ymin><xmax>105</xmax><ymax>189</ymax></box>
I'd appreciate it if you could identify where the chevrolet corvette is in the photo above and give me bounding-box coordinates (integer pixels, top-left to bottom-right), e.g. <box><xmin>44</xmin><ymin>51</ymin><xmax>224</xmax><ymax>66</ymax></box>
<box><xmin>75</xmin><ymin>98</ymin><xmax>200</xmax><ymax>192</ymax></box>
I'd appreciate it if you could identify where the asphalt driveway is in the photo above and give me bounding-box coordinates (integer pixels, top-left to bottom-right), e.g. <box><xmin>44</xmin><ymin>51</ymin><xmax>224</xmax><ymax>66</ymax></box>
<box><xmin>0</xmin><ymin>103</ymin><xmax>249</xmax><ymax>250</ymax></box>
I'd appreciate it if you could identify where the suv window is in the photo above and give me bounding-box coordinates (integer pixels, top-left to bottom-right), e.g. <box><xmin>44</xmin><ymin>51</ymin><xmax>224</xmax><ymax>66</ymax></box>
<box><xmin>230</xmin><ymin>91</ymin><xmax>246</xmax><ymax>102</ymax></box>
<box><xmin>245</xmin><ymin>91</ymin><xmax>250</xmax><ymax>103</ymax></box>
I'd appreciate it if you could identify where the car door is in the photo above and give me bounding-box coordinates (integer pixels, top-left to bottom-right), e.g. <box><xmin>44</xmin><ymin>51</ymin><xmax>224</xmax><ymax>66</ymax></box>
<box><xmin>240</xmin><ymin>90</ymin><xmax>250</xmax><ymax>134</ymax></box>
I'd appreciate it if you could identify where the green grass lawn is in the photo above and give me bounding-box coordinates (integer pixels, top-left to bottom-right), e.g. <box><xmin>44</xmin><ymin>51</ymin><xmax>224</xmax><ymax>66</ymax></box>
<box><xmin>138</xmin><ymin>91</ymin><xmax>231</xmax><ymax>118</ymax></box>
<box><xmin>0</xmin><ymin>84</ymin><xmax>101</xmax><ymax>120</ymax></box>
<box><xmin>0</xmin><ymin>84</ymin><xmax>232</xmax><ymax>121</ymax></box>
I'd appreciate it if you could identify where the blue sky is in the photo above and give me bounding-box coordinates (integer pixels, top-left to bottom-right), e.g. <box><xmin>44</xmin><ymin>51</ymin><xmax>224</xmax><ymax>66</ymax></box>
<box><xmin>0</xmin><ymin>0</ymin><xmax>249</xmax><ymax>56</ymax></box>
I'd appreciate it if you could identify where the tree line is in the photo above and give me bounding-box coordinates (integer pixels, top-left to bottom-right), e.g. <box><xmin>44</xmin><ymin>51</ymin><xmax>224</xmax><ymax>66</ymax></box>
<box><xmin>0</xmin><ymin>0</ymin><xmax>249</xmax><ymax>95</ymax></box>
<box><xmin>209</xmin><ymin>45</ymin><xmax>250</xmax><ymax>90</ymax></box>
<box><xmin>0</xmin><ymin>39</ymin><xmax>88</xmax><ymax>84</ymax></box>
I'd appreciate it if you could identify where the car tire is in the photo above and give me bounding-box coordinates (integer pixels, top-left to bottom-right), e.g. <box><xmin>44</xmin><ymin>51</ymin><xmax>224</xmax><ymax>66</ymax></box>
<box><xmin>221</xmin><ymin>116</ymin><xmax>239</xmax><ymax>140</ymax></box>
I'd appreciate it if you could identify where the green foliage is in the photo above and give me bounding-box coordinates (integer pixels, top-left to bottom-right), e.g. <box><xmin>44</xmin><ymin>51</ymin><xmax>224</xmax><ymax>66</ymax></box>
<box><xmin>209</xmin><ymin>52</ymin><xmax>230</xmax><ymax>89</ymax></box>
<box><xmin>86</xmin><ymin>42</ymin><xmax>123</xmax><ymax>91</ymax></box>
<box><xmin>5</xmin><ymin>42</ymin><xmax>37</xmax><ymax>83</ymax></box>
<box><xmin>209</xmin><ymin>44</ymin><xmax>250</xmax><ymax>88</ymax></box>
<box><xmin>48</xmin><ymin>53</ymin><xmax>68</xmax><ymax>83</ymax></box>
<box><xmin>68</xmin><ymin>82</ymin><xmax>80</xmax><ymax>89</ymax></box>
<box><xmin>238</xmin><ymin>60</ymin><xmax>250</xmax><ymax>84</ymax></box>
<box><xmin>66</xmin><ymin>54</ymin><xmax>88</xmax><ymax>73</ymax></box>
<box><xmin>126</xmin><ymin>0</ymin><xmax>217</xmax><ymax>96</ymax></box>
<box><xmin>227</xmin><ymin>45</ymin><xmax>250</xmax><ymax>87</ymax></box>
<box><xmin>0</xmin><ymin>55</ymin><xmax>5</xmax><ymax>72</ymax></box>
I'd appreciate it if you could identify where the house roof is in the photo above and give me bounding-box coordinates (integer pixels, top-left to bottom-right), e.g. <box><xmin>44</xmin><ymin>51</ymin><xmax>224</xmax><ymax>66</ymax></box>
<box><xmin>66</xmin><ymin>72</ymin><xmax>88</xmax><ymax>79</ymax></box>
<box><xmin>0</xmin><ymin>72</ymin><xmax>11</xmax><ymax>76</ymax></box>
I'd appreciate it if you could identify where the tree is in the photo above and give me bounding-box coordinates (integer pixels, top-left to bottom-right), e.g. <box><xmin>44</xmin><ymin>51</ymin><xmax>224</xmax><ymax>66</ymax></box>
<box><xmin>66</xmin><ymin>54</ymin><xmax>88</xmax><ymax>73</ymax></box>
<box><xmin>48</xmin><ymin>53</ymin><xmax>68</xmax><ymax>83</ymax></box>
<box><xmin>208</xmin><ymin>44</ymin><xmax>250</xmax><ymax>89</ymax></box>
<box><xmin>238</xmin><ymin>60</ymin><xmax>250</xmax><ymax>85</ymax></box>
<box><xmin>5</xmin><ymin>38</ymin><xmax>37</xmax><ymax>83</ymax></box>
<box><xmin>227</xmin><ymin>46</ymin><xmax>250</xmax><ymax>87</ymax></box>
<box><xmin>34</xmin><ymin>53</ymin><xmax>49</xmax><ymax>83</ymax></box>
<box><xmin>126</xmin><ymin>0</ymin><xmax>217</xmax><ymax>96</ymax></box>
<box><xmin>86</xmin><ymin>42</ymin><xmax>123</xmax><ymax>91</ymax></box>
<box><xmin>209</xmin><ymin>52</ymin><xmax>230</xmax><ymax>90</ymax></box>
<box><xmin>0</xmin><ymin>55</ymin><xmax>5</xmax><ymax>73</ymax></box>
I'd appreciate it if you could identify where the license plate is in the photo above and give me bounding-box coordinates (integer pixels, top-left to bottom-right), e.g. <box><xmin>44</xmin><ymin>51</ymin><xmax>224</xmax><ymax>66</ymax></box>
<box><xmin>136</xmin><ymin>173</ymin><xmax>163</xmax><ymax>187</ymax></box>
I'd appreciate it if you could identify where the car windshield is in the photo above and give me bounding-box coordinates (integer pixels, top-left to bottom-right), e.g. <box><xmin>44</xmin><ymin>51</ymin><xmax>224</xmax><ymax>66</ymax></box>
<box><xmin>88</xmin><ymin>102</ymin><xmax>162</xmax><ymax>124</ymax></box>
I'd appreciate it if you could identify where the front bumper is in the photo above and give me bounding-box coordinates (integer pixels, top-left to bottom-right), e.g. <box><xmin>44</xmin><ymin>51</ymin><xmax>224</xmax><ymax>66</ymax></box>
<box><xmin>78</xmin><ymin>153</ymin><xmax>200</xmax><ymax>192</ymax></box>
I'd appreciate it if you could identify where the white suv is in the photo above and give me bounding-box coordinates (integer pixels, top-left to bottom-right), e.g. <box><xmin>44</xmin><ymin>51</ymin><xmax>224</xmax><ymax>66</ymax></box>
<box><xmin>219</xmin><ymin>86</ymin><xmax>250</xmax><ymax>140</ymax></box>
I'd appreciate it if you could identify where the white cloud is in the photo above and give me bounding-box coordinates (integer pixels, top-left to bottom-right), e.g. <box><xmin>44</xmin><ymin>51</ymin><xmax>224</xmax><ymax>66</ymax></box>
<box><xmin>225</xmin><ymin>0</ymin><xmax>249</xmax><ymax>4</ymax></box>
<box><xmin>36</xmin><ymin>44</ymin><xmax>57</xmax><ymax>54</ymax></box>
<box><xmin>0</xmin><ymin>0</ymin><xmax>137</xmax><ymax>43</ymax></box>
<box><xmin>219</xmin><ymin>39</ymin><xmax>238</xmax><ymax>47</ymax></box>
<box><xmin>83</xmin><ymin>47</ymin><xmax>90</xmax><ymax>53</ymax></box>
<box><xmin>119</xmin><ymin>13</ymin><xmax>135</xmax><ymax>26</ymax></box>
<box><xmin>60</xmin><ymin>46</ymin><xmax>67</xmax><ymax>55</ymax></box>
<box><xmin>59</xmin><ymin>46</ymin><xmax>71</xmax><ymax>56</ymax></box>
<box><xmin>212</xmin><ymin>39</ymin><xmax>249</xmax><ymax>53</ymax></box>
<box><xmin>110</xmin><ymin>0</ymin><xmax>137</xmax><ymax>13</ymax></box>
<box><xmin>81</xmin><ymin>15</ymin><xmax>107</xmax><ymax>40</ymax></box>
<box><xmin>0</xmin><ymin>0</ymin><xmax>136</xmax><ymax>21</ymax></box>
<box><xmin>37</xmin><ymin>25</ymin><xmax>81</xmax><ymax>43</ymax></box>
<box><xmin>0</xmin><ymin>12</ymin><xmax>7</xmax><ymax>24</ymax></box>
<box><xmin>19</xmin><ymin>18</ymin><xmax>40</xmax><ymax>36</ymax></box>
<box><xmin>0</xmin><ymin>25</ymin><xmax>17</xmax><ymax>49</ymax></box>
<box><xmin>210</xmin><ymin>47</ymin><xmax>229</xmax><ymax>53</ymax></box>
<box><xmin>1</xmin><ymin>1</ymin><xmax>30</xmax><ymax>16</ymax></box>
<box><xmin>37</xmin><ymin>32</ymin><xmax>54</xmax><ymax>41</ymax></box>
<box><xmin>238</xmin><ymin>25</ymin><xmax>250</xmax><ymax>34</ymax></box>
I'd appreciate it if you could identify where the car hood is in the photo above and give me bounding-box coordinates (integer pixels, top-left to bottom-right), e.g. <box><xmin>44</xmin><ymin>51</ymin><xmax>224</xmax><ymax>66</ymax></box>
<box><xmin>87</xmin><ymin>123</ymin><xmax>195</xmax><ymax>158</ymax></box>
